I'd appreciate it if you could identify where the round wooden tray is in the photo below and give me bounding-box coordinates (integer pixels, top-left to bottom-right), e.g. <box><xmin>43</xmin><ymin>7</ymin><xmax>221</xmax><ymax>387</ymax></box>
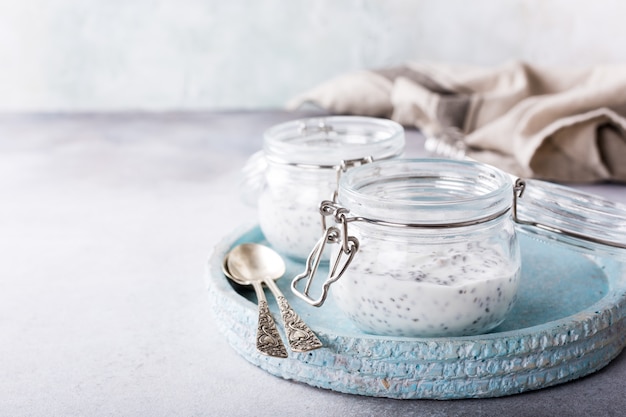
<box><xmin>206</xmin><ymin>225</ymin><xmax>626</xmax><ymax>399</ymax></box>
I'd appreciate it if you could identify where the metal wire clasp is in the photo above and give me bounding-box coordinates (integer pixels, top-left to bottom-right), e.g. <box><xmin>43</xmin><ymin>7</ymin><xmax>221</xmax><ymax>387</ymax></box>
<box><xmin>331</xmin><ymin>156</ymin><xmax>374</xmax><ymax>202</ymax></box>
<box><xmin>291</xmin><ymin>201</ymin><xmax>359</xmax><ymax>307</ymax></box>
<box><xmin>512</xmin><ymin>178</ymin><xmax>526</xmax><ymax>223</ymax></box>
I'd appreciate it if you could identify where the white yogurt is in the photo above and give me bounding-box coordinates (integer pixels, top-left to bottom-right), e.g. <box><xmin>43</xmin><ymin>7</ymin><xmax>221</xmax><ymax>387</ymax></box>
<box><xmin>258</xmin><ymin>184</ymin><xmax>331</xmax><ymax>261</ymax></box>
<box><xmin>331</xmin><ymin>238</ymin><xmax>521</xmax><ymax>337</ymax></box>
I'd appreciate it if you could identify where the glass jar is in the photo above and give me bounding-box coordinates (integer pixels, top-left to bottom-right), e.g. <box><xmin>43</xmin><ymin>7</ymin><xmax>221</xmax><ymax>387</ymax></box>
<box><xmin>250</xmin><ymin>116</ymin><xmax>405</xmax><ymax>261</ymax></box>
<box><xmin>292</xmin><ymin>159</ymin><xmax>521</xmax><ymax>337</ymax></box>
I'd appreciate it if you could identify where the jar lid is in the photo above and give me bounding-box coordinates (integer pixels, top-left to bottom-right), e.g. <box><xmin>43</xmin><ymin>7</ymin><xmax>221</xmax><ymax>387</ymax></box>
<box><xmin>515</xmin><ymin>179</ymin><xmax>626</xmax><ymax>254</ymax></box>
<box><xmin>263</xmin><ymin>116</ymin><xmax>405</xmax><ymax>167</ymax></box>
<box><xmin>337</xmin><ymin>159</ymin><xmax>513</xmax><ymax>226</ymax></box>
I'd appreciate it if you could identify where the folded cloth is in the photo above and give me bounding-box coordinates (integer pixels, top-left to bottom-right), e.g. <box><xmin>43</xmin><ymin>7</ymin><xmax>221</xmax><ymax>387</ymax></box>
<box><xmin>288</xmin><ymin>61</ymin><xmax>626</xmax><ymax>183</ymax></box>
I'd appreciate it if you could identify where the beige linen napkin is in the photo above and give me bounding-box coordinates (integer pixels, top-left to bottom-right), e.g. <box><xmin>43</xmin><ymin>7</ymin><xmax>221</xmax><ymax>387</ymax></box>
<box><xmin>289</xmin><ymin>61</ymin><xmax>626</xmax><ymax>183</ymax></box>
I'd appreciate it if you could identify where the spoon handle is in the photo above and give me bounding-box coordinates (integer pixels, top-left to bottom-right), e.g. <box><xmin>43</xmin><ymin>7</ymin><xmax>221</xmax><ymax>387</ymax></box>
<box><xmin>251</xmin><ymin>282</ymin><xmax>288</xmax><ymax>358</ymax></box>
<box><xmin>264</xmin><ymin>279</ymin><xmax>323</xmax><ymax>353</ymax></box>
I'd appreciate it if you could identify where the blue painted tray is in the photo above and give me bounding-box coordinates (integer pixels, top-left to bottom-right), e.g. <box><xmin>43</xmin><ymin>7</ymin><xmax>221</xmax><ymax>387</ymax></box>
<box><xmin>207</xmin><ymin>224</ymin><xmax>626</xmax><ymax>399</ymax></box>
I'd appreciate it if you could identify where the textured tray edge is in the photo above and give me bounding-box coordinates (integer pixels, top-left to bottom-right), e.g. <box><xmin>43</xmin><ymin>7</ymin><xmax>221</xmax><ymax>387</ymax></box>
<box><xmin>206</xmin><ymin>224</ymin><xmax>626</xmax><ymax>399</ymax></box>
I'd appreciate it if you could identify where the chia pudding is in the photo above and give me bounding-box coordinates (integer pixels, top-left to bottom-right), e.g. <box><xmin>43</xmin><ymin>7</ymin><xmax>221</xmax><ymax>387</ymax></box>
<box><xmin>258</xmin><ymin>168</ymin><xmax>335</xmax><ymax>260</ymax></box>
<box><xmin>332</xmin><ymin>235</ymin><xmax>521</xmax><ymax>337</ymax></box>
<box><xmin>253</xmin><ymin>116</ymin><xmax>405</xmax><ymax>261</ymax></box>
<box><xmin>323</xmin><ymin>158</ymin><xmax>521</xmax><ymax>337</ymax></box>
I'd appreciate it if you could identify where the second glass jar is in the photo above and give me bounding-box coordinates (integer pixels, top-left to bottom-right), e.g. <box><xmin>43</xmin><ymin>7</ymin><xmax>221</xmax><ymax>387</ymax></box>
<box><xmin>256</xmin><ymin>116</ymin><xmax>405</xmax><ymax>260</ymax></box>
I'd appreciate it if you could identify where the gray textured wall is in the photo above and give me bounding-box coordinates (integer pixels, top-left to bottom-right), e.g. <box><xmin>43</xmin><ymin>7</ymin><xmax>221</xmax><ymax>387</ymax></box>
<box><xmin>1</xmin><ymin>0</ymin><xmax>625</xmax><ymax>111</ymax></box>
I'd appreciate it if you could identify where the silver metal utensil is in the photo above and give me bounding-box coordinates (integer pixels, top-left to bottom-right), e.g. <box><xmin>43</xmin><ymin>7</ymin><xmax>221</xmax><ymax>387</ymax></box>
<box><xmin>223</xmin><ymin>250</ymin><xmax>287</xmax><ymax>358</ymax></box>
<box><xmin>224</xmin><ymin>243</ymin><xmax>322</xmax><ymax>356</ymax></box>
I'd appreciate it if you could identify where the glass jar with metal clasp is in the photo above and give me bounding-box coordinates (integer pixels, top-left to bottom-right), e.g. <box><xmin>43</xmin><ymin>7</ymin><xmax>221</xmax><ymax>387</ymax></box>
<box><xmin>291</xmin><ymin>157</ymin><xmax>626</xmax><ymax>338</ymax></box>
<box><xmin>292</xmin><ymin>158</ymin><xmax>522</xmax><ymax>337</ymax></box>
<box><xmin>241</xmin><ymin>116</ymin><xmax>405</xmax><ymax>261</ymax></box>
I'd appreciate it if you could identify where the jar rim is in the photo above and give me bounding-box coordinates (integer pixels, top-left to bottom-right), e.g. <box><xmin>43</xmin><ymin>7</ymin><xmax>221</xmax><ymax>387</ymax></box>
<box><xmin>263</xmin><ymin>116</ymin><xmax>405</xmax><ymax>166</ymax></box>
<box><xmin>337</xmin><ymin>158</ymin><xmax>513</xmax><ymax>225</ymax></box>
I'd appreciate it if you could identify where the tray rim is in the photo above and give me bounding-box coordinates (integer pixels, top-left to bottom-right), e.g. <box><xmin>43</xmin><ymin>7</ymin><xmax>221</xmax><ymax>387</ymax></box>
<box><xmin>206</xmin><ymin>223</ymin><xmax>626</xmax><ymax>399</ymax></box>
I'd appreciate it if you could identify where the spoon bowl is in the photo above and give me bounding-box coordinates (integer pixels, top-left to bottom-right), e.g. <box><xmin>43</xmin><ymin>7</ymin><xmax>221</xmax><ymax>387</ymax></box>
<box><xmin>227</xmin><ymin>243</ymin><xmax>285</xmax><ymax>286</ymax></box>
